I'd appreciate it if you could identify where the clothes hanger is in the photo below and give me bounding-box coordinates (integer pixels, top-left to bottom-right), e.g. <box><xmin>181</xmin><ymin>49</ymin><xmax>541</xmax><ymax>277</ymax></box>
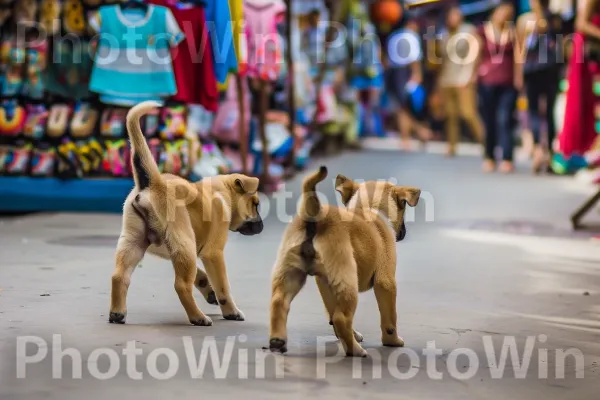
<box><xmin>119</xmin><ymin>0</ymin><xmax>148</xmax><ymax>11</ymax></box>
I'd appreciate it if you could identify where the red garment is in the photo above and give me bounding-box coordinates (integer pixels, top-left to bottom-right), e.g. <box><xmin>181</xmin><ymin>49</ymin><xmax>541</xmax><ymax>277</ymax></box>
<box><xmin>558</xmin><ymin>20</ymin><xmax>600</xmax><ymax>157</ymax></box>
<box><xmin>477</xmin><ymin>25</ymin><xmax>515</xmax><ymax>86</ymax></box>
<box><xmin>148</xmin><ymin>0</ymin><xmax>218</xmax><ymax>111</ymax></box>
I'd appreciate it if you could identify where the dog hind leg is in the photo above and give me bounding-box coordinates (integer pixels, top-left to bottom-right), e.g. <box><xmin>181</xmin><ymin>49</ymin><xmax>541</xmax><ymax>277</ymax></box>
<box><xmin>316</xmin><ymin>277</ymin><xmax>363</xmax><ymax>343</ymax></box>
<box><xmin>109</xmin><ymin>207</ymin><xmax>149</xmax><ymax>324</ymax></box>
<box><xmin>330</xmin><ymin>278</ymin><xmax>367</xmax><ymax>357</ymax></box>
<box><xmin>269</xmin><ymin>260</ymin><xmax>307</xmax><ymax>353</ymax></box>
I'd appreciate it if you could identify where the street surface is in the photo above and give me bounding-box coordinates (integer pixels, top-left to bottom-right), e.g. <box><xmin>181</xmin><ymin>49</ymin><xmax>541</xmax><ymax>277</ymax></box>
<box><xmin>1</xmin><ymin>149</ymin><xmax>599</xmax><ymax>399</ymax></box>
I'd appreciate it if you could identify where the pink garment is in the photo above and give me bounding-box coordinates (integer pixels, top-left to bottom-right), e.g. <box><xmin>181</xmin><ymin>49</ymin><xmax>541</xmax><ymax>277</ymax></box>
<box><xmin>558</xmin><ymin>16</ymin><xmax>600</xmax><ymax>157</ymax></box>
<box><xmin>243</xmin><ymin>0</ymin><xmax>286</xmax><ymax>81</ymax></box>
<box><xmin>211</xmin><ymin>76</ymin><xmax>251</xmax><ymax>144</ymax></box>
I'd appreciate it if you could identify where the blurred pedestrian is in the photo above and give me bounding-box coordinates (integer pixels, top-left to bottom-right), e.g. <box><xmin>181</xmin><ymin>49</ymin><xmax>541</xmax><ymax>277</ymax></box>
<box><xmin>439</xmin><ymin>5</ymin><xmax>484</xmax><ymax>157</ymax></box>
<box><xmin>478</xmin><ymin>1</ymin><xmax>518</xmax><ymax>173</ymax></box>
<box><xmin>302</xmin><ymin>8</ymin><xmax>323</xmax><ymax>67</ymax></box>
<box><xmin>516</xmin><ymin>0</ymin><xmax>563</xmax><ymax>173</ymax></box>
<box><xmin>555</xmin><ymin>0</ymin><xmax>600</xmax><ymax>167</ymax></box>
<box><xmin>384</xmin><ymin>19</ymin><xmax>432</xmax><ymax>150</ymax></box>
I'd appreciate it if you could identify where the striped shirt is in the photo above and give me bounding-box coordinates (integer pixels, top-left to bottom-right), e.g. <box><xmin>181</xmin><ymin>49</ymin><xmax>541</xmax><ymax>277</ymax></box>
<box><xmin>89</xmin><ymin>5</ymin><xmax>184</xmax><ymax>106</ymax></box>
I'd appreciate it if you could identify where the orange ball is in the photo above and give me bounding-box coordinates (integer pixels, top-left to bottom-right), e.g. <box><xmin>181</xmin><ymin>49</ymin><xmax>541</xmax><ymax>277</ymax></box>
<box><xmin>370</xmin><ymin>0</ymin><xmax>403</xmax><ymax>27</ymax></box>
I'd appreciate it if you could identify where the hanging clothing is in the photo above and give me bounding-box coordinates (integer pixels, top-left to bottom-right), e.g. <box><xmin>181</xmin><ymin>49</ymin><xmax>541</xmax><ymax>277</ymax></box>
<box><xmin>229</xmin><ymin>0</ymin><xmax>244</xmax><ymax>70</ymax></box>
<box><xmin>45</xmin><ymin>39</ymin><xmax>94</xmax><ymax>100</ymax></box>
<box><xmin>0</xmin><ymin>35</ymin><xmax>26</xmax><ymax>97</ymax></box>
<box><xmin>244</xmin><ymin>0</ymin><xmax>286</xmax><ymax>82</ymax></box>
<box><xmin>205</xmin><ymin>0</ymin><xmax>238</xmax><ymax>85</ymax></box>
<box><xmin>88</xmin><ymin>4</ymin><xmax>184</xmax><ymax>106</ymax></box>
<box><xmin>217</xmin><ymin>0</ymin><xmax>246</xmax><ymax>90</ymax></box>
<box><xmin>147</xmin><ymin>0</ymin><xmax>218</xmax><ymax>111</ymax></box>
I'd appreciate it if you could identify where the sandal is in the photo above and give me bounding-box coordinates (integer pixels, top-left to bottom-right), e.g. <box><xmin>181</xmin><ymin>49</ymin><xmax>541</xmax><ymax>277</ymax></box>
<box><xmin>482</xmin><ymin>159</ymin><xmax>495</xmax><ymax>173</ymax></box>
<box><xmin>499</xmin><ymin>161</ymin><xmax>515</xmax><ymax>174</ymax></box>
<box><xmin>532</xmin><ymin>147</ymin><xmax>549</xmax><ymax>175</ymax></box>
<box><xmin>70</xmin><ymin>102</ymin><xmax>99</xmax><ymax>139</ymax></box>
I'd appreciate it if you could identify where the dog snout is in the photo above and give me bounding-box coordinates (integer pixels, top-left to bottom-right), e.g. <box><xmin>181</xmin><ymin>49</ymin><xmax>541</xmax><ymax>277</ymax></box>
<box><xmin>251</xmin><ymin>219</ymin><xmax>264</xmax><ymax>234</ymax></box>
<box><xmin>396</xmin><ymin>222</ymin><xmax>407</xmax><ymax>242</ymax></box>
<box><xmin>237</xmin><ymin>218</ymin><xmax>263</xmax><ymax>236</ymax></box>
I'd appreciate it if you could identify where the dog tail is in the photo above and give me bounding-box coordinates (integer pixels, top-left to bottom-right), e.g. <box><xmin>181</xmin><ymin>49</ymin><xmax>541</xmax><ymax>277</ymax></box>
<box><xmin>126</xmin><ymin>101</ymin><xmax>163</xmax><ymax>190</ymax></box>
<box><xmin>299</xmin><ymin>166</ymin><xmax>327</xmax><ymax>268</ymax></box>
<box><xmin>301</xmin><ymin>165</ymin><xmax>328</xmax><ymax>219</ymax></box>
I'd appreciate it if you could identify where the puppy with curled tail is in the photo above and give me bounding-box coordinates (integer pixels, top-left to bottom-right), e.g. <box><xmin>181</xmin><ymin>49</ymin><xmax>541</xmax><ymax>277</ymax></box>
<box><xmin>268</xmin><ymin>166</ymin><xmax>421</xmax><ymax>357</ymax></box>
<box><xmin>110</xmin><ymin>101</ymin><xmax>264</xmax><ymax>327</ymax></box>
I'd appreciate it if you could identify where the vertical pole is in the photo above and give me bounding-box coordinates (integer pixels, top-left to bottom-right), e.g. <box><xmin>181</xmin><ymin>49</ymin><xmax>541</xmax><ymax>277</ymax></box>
<box><xmin>285</xmin><ymin>0</ymin><xmax>297</xmax><ymax>168</ymax></box>
<box><xmin>258</xmin><ymin>80</ymin><xmax>271</xmax><ymax>187</ymax></box>
<box><xmin>235</xmin><ymin>74</ymin><xmax>248</xmax><ymax>175</ymax></box>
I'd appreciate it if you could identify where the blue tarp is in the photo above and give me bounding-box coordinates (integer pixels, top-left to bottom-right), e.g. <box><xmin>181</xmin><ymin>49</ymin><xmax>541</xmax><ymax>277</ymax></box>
<box><xmin>0</xmin><ymin>177</ymin><xmax>133</xmax><ymax>213</ymax></box>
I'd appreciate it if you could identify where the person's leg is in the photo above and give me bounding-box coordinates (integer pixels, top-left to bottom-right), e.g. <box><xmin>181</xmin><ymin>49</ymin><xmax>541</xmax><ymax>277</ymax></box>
<box><xmin>397</xmin><ymin>108</ymin><xmax>414</xmax><ymax>150</ymax></box>
<box><xmin>525</xmin><ymin>72</ymin><xmax>545</xmax><ymax>172</ymax></box>
<box><xmin>525</xmin><ymin>73</ymin><xmax>542</xmax><ymax>144</ymax></box>
<box><xmin>457</xmin><ymin>84</ymin><xmax>485</xmax><ymax>144</ymax></box>
<box><xmin>385</xmin><ymin>67</ymin><xmax>412</xmax><ymax>150</ymax></box>
<box><xmin>544</xmin><ymin>69</ymin><xmax>560</xmax><ymax>155</ymax></box>
<box><xmin>442</xmin><ymin>87</ymin><xmax>460</xmax><ymax>156</ymax></box>
<box><xmin>479</xmin><ymin>84</ymin><xmax>497</xmax><ymax>170</ymax></box>
<box><xmin>497</xmin><ymin>86</ymin><xmax>518</xmax><ymax>172</ymax></box>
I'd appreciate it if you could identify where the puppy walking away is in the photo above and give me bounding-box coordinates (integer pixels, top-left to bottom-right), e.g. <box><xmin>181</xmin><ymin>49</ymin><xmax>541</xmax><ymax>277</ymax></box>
<box><xmin>268</xmin><ymin>166</ymin><xmax>420</xmax><ymax>356</ymax></box>
<box><xmin>109</xmin><ymin>101</ymin><xmax>263</xmax><ymax>326</ymax></box>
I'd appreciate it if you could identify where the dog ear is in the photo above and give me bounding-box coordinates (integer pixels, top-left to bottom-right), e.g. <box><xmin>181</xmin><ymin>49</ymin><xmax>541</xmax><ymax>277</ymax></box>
<box><xmin>335</xmin><ymin>174</ymin><xmax>358</xmax><ymax>204</ymax></box>
<box><xmin>394</xmin><ymin>186</ymin><xmax>421</xmax><ymax>207</ymax></box>
<box><xmin>234</xmin><ymin>176</ymin><xmax>259</xmax><ymax>194</ymax></box>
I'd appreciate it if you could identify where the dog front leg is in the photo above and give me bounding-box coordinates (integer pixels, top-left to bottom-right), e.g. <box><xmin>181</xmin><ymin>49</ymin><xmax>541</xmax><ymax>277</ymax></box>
<box><xmin>316</xmin><ymin>277</ymin><xmax>363</xmax><ymax>343</ymax></box>
<box><xmin>373</xmin><ymin>276</ymin><xmax>404</xmax><ymax>347</ymax></box>
<box><xmin>194</xmin><ymin>265</ymin><xmax>218</xmax><ymax>305</ymax></box>
<box><xmin>171</xmin><ymin>246</ymin><xmax>213</xmax><ymax>326</ymax></box>
<box><xmin>200</xmin><ymin>251</ymin><xmax>244</xmax><ymax>321</ymax></box>
<box><xmin>269</xmin><ymin>267</ymin><xmax>307</xmax><ymax>353</ymax></box>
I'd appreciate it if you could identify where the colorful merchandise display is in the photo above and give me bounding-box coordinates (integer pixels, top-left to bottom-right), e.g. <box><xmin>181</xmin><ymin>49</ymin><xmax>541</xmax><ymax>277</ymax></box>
<box><xmin>0</xmin><ymin>0</ymin><xmax>321</xmax><ymax>212</ymax></box>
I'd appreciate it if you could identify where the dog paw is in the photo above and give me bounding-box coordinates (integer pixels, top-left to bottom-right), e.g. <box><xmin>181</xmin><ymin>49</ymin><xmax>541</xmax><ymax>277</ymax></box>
<box><xmin>223</xmin><ymin>309</ymin><xmax>245</xmax><ymax>321</ymax></box>
<box><xmin>354</xmin><ymin>330</ymin><xmax>364</xmax><ymax>343</ymax></box>
<box><xmin>109</xmin><ymin>312</ymin><xmax>126</xmax><ymax>324</ymax></box>
<box><xmin>205</xmin><ymin>291</ymin><xmax>218</xmax><ymax>305</ymax></box>
<box><xmin>269</xmin><ymin>338</ymin><xmax>287</xmax><ymax>353</ymax></box>
<box><xmin>382</xmin><ymin>336</ymin><xmax>405</xmax><ymax>347</ymax></box>
<box><xmin>346</xmin><ymin>347</ymin><xmax>368</xmax><ymax>358</ymax></box>
<box><xmin>190</xmin><ymin>315</ymin><xmax>213</xmax><ymax>326</ymax></box>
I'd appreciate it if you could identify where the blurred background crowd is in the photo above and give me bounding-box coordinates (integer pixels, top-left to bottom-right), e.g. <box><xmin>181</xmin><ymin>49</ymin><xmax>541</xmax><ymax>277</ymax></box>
<box><xmin>300</xmin><ymin>0</ymin><xmax>599</xmax><ymax>180</ymax></box>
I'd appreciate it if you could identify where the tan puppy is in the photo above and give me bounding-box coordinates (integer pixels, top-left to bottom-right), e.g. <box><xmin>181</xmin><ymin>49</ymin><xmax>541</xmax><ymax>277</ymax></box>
<box><xmin>268</xmin><ymin>166</ymin><xmax>420</xmax><ymax>357</ymax></box>
<box><xmin>109</xmin><ymin>101</ymin><xmax>263</xmax><ymax>326</ymax></box>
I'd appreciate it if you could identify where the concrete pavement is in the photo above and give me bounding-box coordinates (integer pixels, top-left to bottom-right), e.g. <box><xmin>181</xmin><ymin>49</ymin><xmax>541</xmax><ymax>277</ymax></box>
<box><xmin>1</xmin><ymin>150</ymin><xmax>599</xmax><ymax>399</ymax></box>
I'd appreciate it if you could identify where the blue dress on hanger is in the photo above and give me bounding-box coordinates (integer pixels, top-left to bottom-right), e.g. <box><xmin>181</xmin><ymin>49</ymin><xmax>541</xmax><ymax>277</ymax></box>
<box><xmin>205</xmin><ymin>0</ymin><xmax>238</xmax><ymax>85</ymax></box>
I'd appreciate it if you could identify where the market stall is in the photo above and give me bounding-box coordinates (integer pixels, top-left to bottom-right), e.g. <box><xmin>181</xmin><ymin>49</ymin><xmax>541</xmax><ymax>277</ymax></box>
<box><xmin>0</xmin><ymin>0</ymin><xmax>317</xmax><ymax>212</ymax></box>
